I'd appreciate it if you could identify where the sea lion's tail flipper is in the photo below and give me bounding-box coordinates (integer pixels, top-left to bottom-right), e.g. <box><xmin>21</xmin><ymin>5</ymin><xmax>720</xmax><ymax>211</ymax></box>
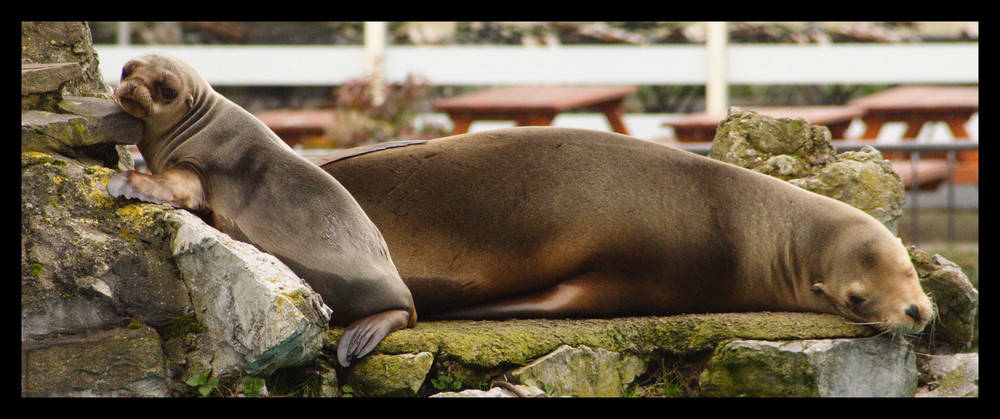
<box><xmin>306</xmin><ymin>139</ymin><xmax>428</xmax><ymax>167</ymax></box>
<box><xmin>336</xmin><ymin>309</ymin><xmax>415</xmax><ymax>367</ymax></box>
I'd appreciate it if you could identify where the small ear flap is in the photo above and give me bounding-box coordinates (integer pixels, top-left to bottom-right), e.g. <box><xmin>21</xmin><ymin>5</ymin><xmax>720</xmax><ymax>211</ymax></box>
<box><xmin>185</xmin><ymin>94</ymin><xmax>194</xmax><ymax>109</ymax></box>
<box><xmin>810</xmin><ymin>283</ymin><xmax>825</xmax><ymax>293</ymax></box>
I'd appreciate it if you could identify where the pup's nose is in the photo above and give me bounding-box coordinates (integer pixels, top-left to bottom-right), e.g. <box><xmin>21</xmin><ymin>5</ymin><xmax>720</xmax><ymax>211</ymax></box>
<box><xmin>129</xmin><ymin>82</ymin><xmax>138</xmax><ymax>93</ymax></box>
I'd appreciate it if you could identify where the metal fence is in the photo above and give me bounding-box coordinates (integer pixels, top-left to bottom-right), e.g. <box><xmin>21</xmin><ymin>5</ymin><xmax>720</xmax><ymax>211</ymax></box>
<box><xmin>677</xmin><ymin>140</ymin><xmax>978</xmax><ymax>245</ymax></box>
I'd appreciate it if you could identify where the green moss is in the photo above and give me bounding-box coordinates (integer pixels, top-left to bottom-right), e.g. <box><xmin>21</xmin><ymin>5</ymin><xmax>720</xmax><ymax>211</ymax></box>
<box><xmin>115</xmin><ymin>202</ymin><xmax>171</xmax><ymax>243</ymax></box>
<box><xmin>700</xmin><ymin>341</ymin><xmax>820</xmax><ymax>397</ymax></box>
<box><xmin>21</xmin><ymin>151</ymin><xmax>68</xmax><ymax>167</ymax></box>
<box><xmin>164</xmin><ymin>315</ymin><xmax>208</xmax><ymax>339</ymax></box>
<box><xmin>127</xmin><ymin>318</ymin><xmax>144</xmax><ymax>329</ymax></box>
<box><xmin>345</xmin><ymin>352</ymin><xmax>434</xmax><ymax>397</ymax></box>
<box><xmin>327</xmin><ymin>312</ymin><xmax>873</xmax><ymax>385</ymax></box>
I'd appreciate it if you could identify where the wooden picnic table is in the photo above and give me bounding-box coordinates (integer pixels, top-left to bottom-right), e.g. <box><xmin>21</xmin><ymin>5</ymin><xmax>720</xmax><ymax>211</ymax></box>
<box><xmin>664</xmin><ymin>106</ymin><xmax>863</xmax><ymax>143</ymax></box>
<box><xmin>848</xmin><ymin>85</ymin><xmax>978</xmax><ymax>140</ymax></box>
<box><xmin>432</xmin><ymin>85</ymin><xmax>638</xmax><ymax>135</ymax></box>
<box><xmin>848</xmin><ymin>85</ymin><xmax>978</xmax><ymax>184</ymax></box>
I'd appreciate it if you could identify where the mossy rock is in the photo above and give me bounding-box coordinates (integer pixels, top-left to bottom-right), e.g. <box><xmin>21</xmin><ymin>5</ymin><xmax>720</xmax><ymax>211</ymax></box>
<box><xmin>328</xmin><ymin>312</ymin><xmax>873</xmax><ymax>386</ymax></box>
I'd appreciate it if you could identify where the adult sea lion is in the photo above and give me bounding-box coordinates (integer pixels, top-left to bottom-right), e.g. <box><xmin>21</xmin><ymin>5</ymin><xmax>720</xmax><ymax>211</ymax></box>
<box><xmin>311</xmin><ymin>127</ymin><xmax>933</xmax><ymax>336</ymax></box>
<box><xmin>106</xmin><ymin>53</ymin><xmax>415</xmax><ymax>366</ymax></box>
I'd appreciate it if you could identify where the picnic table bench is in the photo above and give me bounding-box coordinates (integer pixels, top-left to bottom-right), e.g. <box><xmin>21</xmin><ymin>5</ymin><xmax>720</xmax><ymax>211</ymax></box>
<box><xmin>848</xmin><ymin>85</ymin><xmax>978</xmax><ymax>184</ymax></box>
<box><xmin>662</xmin><ymin>102</ymin><xmax>971</xmax><ymax>190</ymax></box>
<box><xmin>432</xmin><ymin>85</ymin><xmax>638</xmax><ymax>135</ymax></box>
<box><xmin>254</xmin><ymin>109</ymin><xmax>334</xmax><ymax>146</ymax></box>
<box><xmin>664</xmin><ymin>106</ymin><xmax>863</xmax><ymax>143</ymax></box>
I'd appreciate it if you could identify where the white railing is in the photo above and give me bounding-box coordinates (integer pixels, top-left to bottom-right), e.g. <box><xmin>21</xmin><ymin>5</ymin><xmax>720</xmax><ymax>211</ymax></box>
<box><xmin>95</xmin><ymin>43</ymin><xmax>979</xmax><ymax>87</ymax></box>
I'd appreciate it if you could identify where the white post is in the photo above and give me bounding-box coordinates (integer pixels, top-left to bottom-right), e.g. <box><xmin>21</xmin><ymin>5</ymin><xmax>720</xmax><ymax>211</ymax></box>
<box><xmin>364</xmin><ymin>21</ymin><xmax>387</xmax><ymax>107</ymax></box>
<box><xmin>705</xmin><ymin>21</ymin><xmax>728</xmax><ymax>113</ymax></box>
<box><xmin>117</xmin><ymin>22</ymin><xmax>131</xmax><ymax>46</ymax></box>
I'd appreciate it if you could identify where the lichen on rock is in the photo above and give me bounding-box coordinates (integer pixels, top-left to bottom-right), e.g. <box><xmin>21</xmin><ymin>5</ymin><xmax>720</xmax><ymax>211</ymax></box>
<box><xmin>908</xmin><ymin>247</ymin><xmax>979</xmax><ymax>350</ymax></box>
<box><xmin>709</xmin><ymin>107</ymin><xmax>905</xmax><ymax>233</ymax></box>
<box><xmin>709</xmin><ymin>106</ymin><xmax>837</xmax><ymax>177</ymax></box>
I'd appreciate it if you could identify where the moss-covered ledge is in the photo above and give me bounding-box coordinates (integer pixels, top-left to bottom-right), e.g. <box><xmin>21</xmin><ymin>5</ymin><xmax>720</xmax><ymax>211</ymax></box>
<box><xmin>328</xmin><ymin>312</ymin><xmax>874</xmax><ymax>371</ymax></box>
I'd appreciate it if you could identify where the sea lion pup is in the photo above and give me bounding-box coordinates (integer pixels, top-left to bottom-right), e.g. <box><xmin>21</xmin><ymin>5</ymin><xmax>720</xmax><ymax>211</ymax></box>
<box><xmin>106</xmin><ymin>53</ymin><xmax>416</xmax><ymax>366</ymax></box>
<box><xmin>311</xmin><ymin>127</ymin><xmax>933</xmax><ymax>336</ymax></box>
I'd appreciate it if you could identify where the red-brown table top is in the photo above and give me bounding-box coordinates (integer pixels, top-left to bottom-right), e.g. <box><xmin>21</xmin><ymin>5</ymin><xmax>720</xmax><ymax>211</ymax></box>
<box><xmin>666</xmin><ymin>106</ymin><xmax>863</xmax><ymax>129</ymax></box>
<box><xmin>432</xmin><ymin>86</ymin><xmax>638</xmax><ymax>113</ymax></box>
<box><xmin>848</xmin><ymin>85</ymin><xmax>978</xmax><ymax>112</ymax></box>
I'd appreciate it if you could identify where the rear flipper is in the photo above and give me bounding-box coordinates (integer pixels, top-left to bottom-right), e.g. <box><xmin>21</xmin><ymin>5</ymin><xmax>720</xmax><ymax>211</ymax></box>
<box><xmin>431</xmin><ymin>272</ymin><xmax>631</xmax><ymax>320</ymax></box>
<box><xmin>337</xmin><ymin>309</ymin><xmax>416</xmax><ymax>367</ymax></box>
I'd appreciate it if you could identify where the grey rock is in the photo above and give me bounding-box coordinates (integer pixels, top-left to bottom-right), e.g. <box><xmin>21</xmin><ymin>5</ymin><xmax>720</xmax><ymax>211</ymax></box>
<box><xmin>21</xmin><ymin>22</ymin><xmax>113</xmax><ymax>100</ymax></box>
<box><xmin>21</xmin><ymin>62</ymin><xmax>81</xmax><ymax>96</ymax></box>
<box><xmin>916</xmin><ymin>351</ymin><xmax>978</xmax><ymax>397</ymax></box>
<box><xmin>709</xmin><ymin>106</ymin><xmax>837</xmax><ymax>176</ymax></box>
<box><xmin>709</xmin><ymin>107</ymin><xmax>905</xmax><ymax>233</ymax></box>
<box><xmin>700</xmin><ymin>338</ymin><xmax>918</xmax><ymax>397</ymax></box>
<box><xmin>21</xmin><ymin>152</ymin><xmax>189</xmax><ymax>339</ymax></box>
<box><xmin>22</xmin><ymin>96</ymin><xmax>141</xmax><ymax>155</ymax></box>
<box><xmin>789</xmin><ymin>146</ymin><xmax>905</xmax><ymax>233</ymax></box>
<box><xmin>344</xmin><ymin>352</ymin><xmax>434</xmax><ymax>397</ymax></box>
<box><xmin>430</xmin><ymin>384</ymin><xmax>549</xmax><ymax>398</ymax></box>
<box><xmin>21</xmin><ymin>326</ymin><xmax>170</xmax><ymax>397</ymax></box>
<box><xmin>511</xmin><ymin>344</ymin><xmax>646</xmax><ymax>397</ymax></box>
<box><xmin>169</xmin><ymin>211</ymin><xmax>332</xmax><ymax>377</ymax></box>
<box><xmin>909</xmin><ymin>248</ymin><xmax>979</xmax><ymax>350</ymax></box>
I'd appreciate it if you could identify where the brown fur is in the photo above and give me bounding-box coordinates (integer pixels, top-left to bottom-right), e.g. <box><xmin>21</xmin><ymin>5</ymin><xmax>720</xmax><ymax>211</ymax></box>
<box><xmin>317</xmin><ymin>127</ymin><xmax>933</xmax><ymax>335</ymax></box>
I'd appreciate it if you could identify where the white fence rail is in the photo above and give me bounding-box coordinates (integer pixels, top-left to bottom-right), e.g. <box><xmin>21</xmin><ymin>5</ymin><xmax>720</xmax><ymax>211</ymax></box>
<box><xmin>95</xmin><ymin>43</ymin><xmax>979</xmax><ymax>87</ymax></box>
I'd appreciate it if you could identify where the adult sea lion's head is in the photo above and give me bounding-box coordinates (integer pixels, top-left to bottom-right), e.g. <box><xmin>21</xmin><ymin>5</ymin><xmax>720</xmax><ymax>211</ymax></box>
<box><xmin>810</xmin><ymin>219</ymin><xmax>934</xmax><ymax>336</ymax></box>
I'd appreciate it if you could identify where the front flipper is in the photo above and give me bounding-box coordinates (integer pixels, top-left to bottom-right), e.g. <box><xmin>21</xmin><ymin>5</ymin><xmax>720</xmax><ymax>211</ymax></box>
<box><xmin>107</xmin><ymin>168</ymin><xmax>206</xmax><ymax>211</ymax></box>
<box><xmin>337</xmin><ymin>309</ymin><xmax>415</xmax><ymax>367</ymax></box>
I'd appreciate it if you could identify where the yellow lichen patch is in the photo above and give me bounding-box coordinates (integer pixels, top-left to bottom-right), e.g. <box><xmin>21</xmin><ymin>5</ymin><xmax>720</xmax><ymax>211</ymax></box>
<box><xmin>86</xmin><ymin>167</ymin><xmax>120</xmax><ymax>209</ymax></box>
<box><xmin>88</xmin><ymin>185</ymin><xmax>115</xmax><ymax>208</ymax></box>
<box><xmin>21</xmin><ymin>151</ymin><xmax>68</xmax><ymax>167</ymax></box>
<box><xmin>22</xmin><ymin>151</ymin><xmax>49</xmax><ymax>160</ymax></box>
<box><xmin>115</xmin><ymin>202</ymin><xmax>169</xmax><ymax>241</ymax></box>
<box><xmin>277</xmin><ymin>290</ymin><xmax>307</xmax><ymax>311</ymax></box>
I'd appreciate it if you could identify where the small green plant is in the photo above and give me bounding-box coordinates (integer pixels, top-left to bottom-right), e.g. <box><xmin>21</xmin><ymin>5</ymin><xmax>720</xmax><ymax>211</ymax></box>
<box><xmin>522</xmin><ymin>379</ymin><xmax>554</xmax><ymax>394</ymax></box>
<box><xmin>185</xmin><ymin>369</ymin><xmax>219</xmax><ymax>397</ymax></box>
<box><xmin>340</xmin><ymin>385</ymin><xmax>355</xmax><ymax>398</ymax></box>
<box><xmin>623</xmin><ymin>358</ymin><xmax>692</xmax><ymax>398</ymax></box>
<box><xmin>241</xmin><ymin>377</ymin><xmax>266</xmax><ymax>397</ymax></box>
<box><xmin>430</xmin><ymin>375</ymin><xmax>463</xmax><ymax>392</ymax></box>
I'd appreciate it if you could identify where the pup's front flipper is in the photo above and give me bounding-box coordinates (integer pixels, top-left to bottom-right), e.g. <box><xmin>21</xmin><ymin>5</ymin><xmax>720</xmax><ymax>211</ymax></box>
<box><xmin>337</xmin><ymin>309</ymin><xmax>415</xmax><ymax>367</ymax></box>
<box><xmin>108</xmin><ymin>168</ymin><xmax>205</xmax><ymax>211</ymax></box>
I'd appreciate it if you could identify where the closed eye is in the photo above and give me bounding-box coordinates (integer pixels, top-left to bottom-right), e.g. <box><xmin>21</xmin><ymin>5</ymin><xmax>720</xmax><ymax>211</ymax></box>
<box><xmin>160</xmin><ymin>85</ymin><xmax>177</xmax><ymax>100</ymax></box>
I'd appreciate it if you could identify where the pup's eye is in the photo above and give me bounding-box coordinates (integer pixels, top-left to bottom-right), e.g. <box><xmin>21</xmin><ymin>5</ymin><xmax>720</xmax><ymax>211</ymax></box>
<box><xmin>160</xmin><ymin>85</ymin><xmax>177</xmax><ymax>100</ymax></box>
<box><xmin>849</xmin><ymin>295</ymin><xmax>867</xmax><ymax>308</ymax></box>
<box><xmin>121</xmin><ymin>69</ymin><xmax>130</xmax><ymax>80</ymax></box>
